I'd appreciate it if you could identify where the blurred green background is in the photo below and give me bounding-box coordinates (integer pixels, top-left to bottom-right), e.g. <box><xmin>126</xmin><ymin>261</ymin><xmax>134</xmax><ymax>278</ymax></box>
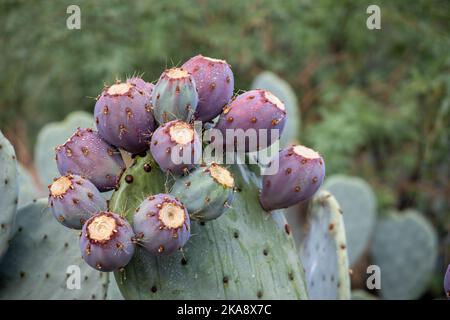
<box><xmin>0</xmin><ymin>0</ymin><xmax>449</xmax><ymax>298</ymax></box>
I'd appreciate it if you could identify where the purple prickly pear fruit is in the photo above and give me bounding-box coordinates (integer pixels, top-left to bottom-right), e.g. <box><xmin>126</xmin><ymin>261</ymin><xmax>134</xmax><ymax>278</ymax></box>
<box><xmin>182</xmin><ymin>55</ymin><xmax>234</xmax><ymax>122</ymax></box>
<box><xmin>152</xmin><ymin>68</ymin><xmax>198</xmax><ymax>124</ymax></box>
<box><xmin>48</xmin><ymin>174</ymin><xmax>107</xmax><ymax>229</ymax></box>
<box><xmin>127</xmin><ymin>77</ymin><xmax>155</xmax><ymax>94</ymax></box>
<box><xmin>80</xmin><ymin>211</ymin><xmax>135</xmax><ymax>272</ymax></box>
<box><xmin>445</xmin><ymin>264</ymin><xmax>450</xmax><ymax>299</ymax></box>
<box><xmin>214</xmin><ymin>89</ymin><xmax>286</xmax><ymax>152</ymax></box>
<box><xmin>133</xmin><ymin>194</ymin><xmax>190</xmax><ymax>256</ymax></box>
<box><xmin>94</xmin><ymin>78</ymin><xmax>156</xmax><ymax>154</ymax></box>
<box><xmin>260</xmin><ymin>145</ymin><xmax>325</xmax><ymax>211</ymax></box>
<box><xmin>150</xmin><ymin>120</ymin><xmax>201</xmax><ymax>175</ymax></box>
<box><xmin>55</xmin><ymin>128</ymin><xmax>125</xmax><ymax>192</ymax></box>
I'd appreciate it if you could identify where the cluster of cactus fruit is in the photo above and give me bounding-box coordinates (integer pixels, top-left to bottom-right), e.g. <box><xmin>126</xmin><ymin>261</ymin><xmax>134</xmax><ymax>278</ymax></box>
<box><xmin>1</xmin><ymin>58</ymin><xmax>446</xmax><ymax>300</ymax></box>
<box><xmin>47</xmin><ymin>54</ymin><xmax>326</xmax><ymax>278</ymax></box>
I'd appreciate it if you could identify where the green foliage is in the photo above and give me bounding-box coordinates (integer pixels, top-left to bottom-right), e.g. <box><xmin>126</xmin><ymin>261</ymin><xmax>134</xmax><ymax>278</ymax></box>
<box><xmin>1</xmin><ymin>1</ymin><xmax>449</xmax><ymax>221</ymax></box>
<box><xmin>110</xmin><ymin>153</ymin><xmax>308</xmax><ymax>299</ymax></box>
<box><xmin>307</xmin><ymin>89</ymin><xmax>387</xmax><ymax>174</ymax></box>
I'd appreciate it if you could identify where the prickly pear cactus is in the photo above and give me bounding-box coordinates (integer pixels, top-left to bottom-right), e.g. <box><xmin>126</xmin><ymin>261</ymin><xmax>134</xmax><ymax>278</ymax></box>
<box><xmin>251</xmin><ymin>71</ymin><xmax>301</xmax><ymax>147</ymax></box>
<box><xmin>0</xmin><ymin>199</ymin><xmax>108</xmax><ymax>299</ymax></box>
<box><xmin>110</xmin><ymin>153</ymin><xmax>308</xmax><ymax>299</ymax></box>
<box><xmin>371</xmin><ymin>210</ymin><xmax>438</xmax><ymax>300</ymax></box>
<box><xmin>0</xmin><ymin>131</ymin><xmax>18</xmax><ymax>260</ymax></box>
<box><xmin>298</xmin><ymin>190</ymin><xmax>351</xmax><ymax>300</ymax></box>
<box><xmin>35</xmin><ymin>111</ymin><xmax>93</xmax><ymax>186</ymax></box>
<box><xmin>323</xmin><ymin>175</ymin><xmax>377</xmax><ymax>266</ymax></box>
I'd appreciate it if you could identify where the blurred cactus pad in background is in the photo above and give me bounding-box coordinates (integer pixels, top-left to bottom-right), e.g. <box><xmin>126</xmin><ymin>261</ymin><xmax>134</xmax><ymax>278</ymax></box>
<box><xmin>0</xmin><ymin>0</ymin><xmax>449</xmax><ymax>300</ymax></box>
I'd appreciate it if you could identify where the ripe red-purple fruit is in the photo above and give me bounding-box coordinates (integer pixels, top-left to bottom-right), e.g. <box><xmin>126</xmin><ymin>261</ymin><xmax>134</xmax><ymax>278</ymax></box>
<box><xmin>133</xmin><ymin>194</ymin><xmax>190</xmax><ymax>256</ymax></box>
<box><xmin>94</xmin><ymin>77</ymin><xmax>156</xmax><ymax>154</ymax></box>
<box><xmin>182</xmin><ymin>55</ymin><xmax>234</xmax><ymax>122</ymax></box>
<box><xmin>260</xmin><ymin>145</ymin><xmax>325</xmax><ymax>211</ymax></box>
<box><xmin>48</xmin><ymin>174</ymin><xmax>106</xmax><ymax>229</ymax></box>
<box><xmin>55</xmin><ymin>128</ymin><xmax>125</xmax><ymax>192</ymax></box>
<box><xmin>150</xmin><ymin>120</ymin><xmax>201</xmax><ymax>175</ymax></box>
<box><xmin>214</xmin><ymin>89</ymin><xmax>286</xmax><ymax>152</ymax></box>
<box><xmin>80</xmin><ymin>211</ymin><xmax>135</xmax><ymax>272</ymax></box>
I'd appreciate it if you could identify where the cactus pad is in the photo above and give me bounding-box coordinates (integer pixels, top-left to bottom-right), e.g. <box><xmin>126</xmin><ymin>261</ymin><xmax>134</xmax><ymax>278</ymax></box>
<box><xmin>323</xmin><ymin>175</ymin><xmax>377</xmax><ymax>266</ymax></box>
<box><xmin>351</xmin><ymin>290</ymin><xmax>378</xmax><ymax>300</ymax></box>
<box><xmin>17</xmin><ymin>164</ymin><xmax>40</xmax><ymax>209</ymax></box>
<box><xmin>298</xmin><ymin>190</ymin><xmax>351</xmax><ymax>299</ymax></box>
<box><xmin>0</xmin><ymin>131</ymin><xmax>18</xmax><ymax>261</ymax></box>
<box><xmin>371</xmin><ymin>210</ymin><xmax>438</xmax><ymax>300</ymax></box>
<box><xmin>106</xmin><ymin>277</ymin><xmax>124</xmax><ymax>300</ymax></box>
<box><xmin>110</xmin><ymin>153</ymin><xmax>308</xmax><ymax>299</ymax></box>
<box><xmin>0</xmin><ymin>199</ymin><xmax>108</xmax><ymax>299</ymax></box>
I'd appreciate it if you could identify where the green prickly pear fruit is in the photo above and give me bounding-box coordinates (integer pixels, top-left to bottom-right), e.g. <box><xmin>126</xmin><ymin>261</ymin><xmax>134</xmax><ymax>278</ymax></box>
<box><xmin>171</xmin><ymin>163</ymin><xmax>235</xmax><ymax>221</ymax></box>
<box><xmin>152</xmin><ymin>68</ymin><xmax>198</xmax><ymax>124</ymax></box>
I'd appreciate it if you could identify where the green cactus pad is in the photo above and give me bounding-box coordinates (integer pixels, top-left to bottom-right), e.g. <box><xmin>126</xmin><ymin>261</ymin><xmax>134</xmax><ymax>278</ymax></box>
<box><xmin>351</xmin><ymin>290</ymin><xmax>378</xmax><ymax>300</ymax></box>
<box><xmin>17</xmin><ymin>164</ymin><xmax>41</xmax><ymax>209</ymax></box>
<box><xmin>106</xmin><ymin>277</ymin><xmax>124</xmax><ymax>300</ymax></box>
<box><xmin>298</xmin><ymin>190</ymin><xmax>351</xmax><ymax>299</ymax></box>
<box><xmin>34</xmin><ymin>111</ymin><xmax>93</xmax><ymax>186</ymax></box>
<box><xmin>251</xmin><ymin>71</ymin><xmax>301</xmax><ymax>147</ymax></box>
<box><xmin>323</xmin><ymin>175</ymin><xmax>377</xmax><ymax>266</ymax></box>
<box><xmin>110</xmin><ymin>153</ymin><xmax>308</xmax><ymax>299</ymax></box>
<box><xmin>0</xmin><ymin>199</ymin><xmax>108</xmax><ymax>299</ymax></box>
<box><xmin>371</xmin><ymin>210</ymin><xmax>438</xmax><ymax>300</ymax></box>
<box><xmin>0</xmin><ymin>131</ymin><xmax>18</xmax><ymax>260</ymax></box>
